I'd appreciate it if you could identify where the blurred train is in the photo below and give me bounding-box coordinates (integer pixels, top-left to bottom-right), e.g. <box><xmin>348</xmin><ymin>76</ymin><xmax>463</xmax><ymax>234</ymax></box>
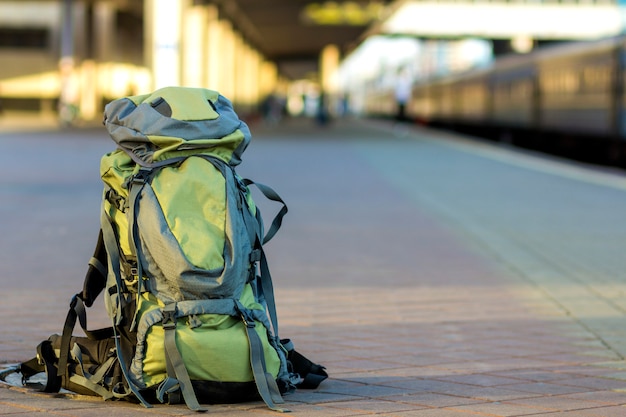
<box><xmin>363</xmin><ymin>36</ymin><xmax>626</xmax><ymax>167</ymax></box>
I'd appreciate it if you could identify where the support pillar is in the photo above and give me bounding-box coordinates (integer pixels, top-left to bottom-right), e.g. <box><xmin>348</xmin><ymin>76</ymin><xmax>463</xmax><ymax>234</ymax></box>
<box><xmin>58</xmin><ymin>0</ymin><xmax>77</xmax><ymax>124</ymax></box>
<box><xmin>234</xmin><ymin>38</ymin><xmax>258</xmax><ymax>110</ymax></box>
<box><xmin>183</xmin><ymin>5</ymin><xmax>207</xmax><ymax>87</ymax></box>
<box><xmin>145</xmin><ymin>0</ymin><xmax>183</xmax><ymax>89</ymax></box>
<box><xmin>259</xmin><ymin>61</ymin><xmax>278</xmax><ymax>100</ymax></box>
<box><xmin>232</xmin><ymin>31</ymin><xmax>245</xmax><ymax>106</ymax></box>
<box><xmin>218</xmin><ymin>19</ymin><xmax>236</xmax><ymax>100</ymax></box>
<box><xmin>320</xmin><ymin>44</ymin><xmax>340</xmax><ymax>95</ymax></box>
<box><xmin>94</xmin><ymin>1</ymin><xmax>116</xmax><ymax>62</ymax></box>
<box><xmin>319</xmin><ymin>44</ymin><xmax>340</xmax><ymax>118</ymax></box>
<box><xmin>205</xmin><ymin>5</ymin><xmax>221</xmax><ymax>90</ymax></box>
<box><xmin>247</xmin><ymin>48</ymin><xmax>262</xmax><ymax>107</ymax></box>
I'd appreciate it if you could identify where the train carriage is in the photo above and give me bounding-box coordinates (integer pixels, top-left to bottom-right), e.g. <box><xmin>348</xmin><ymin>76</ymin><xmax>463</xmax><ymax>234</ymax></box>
<box><xmin>536</xmin><ymin>38</ymin><xmax>619</xmax><ymax>137</ymax></box>
<box><xmin>490</xmin><ymin>54</ymin><xmax>537</xmax><ymax>129</ymax></box>
<box><xmin>453</xmin><ymin>68</ymin><xmax>491</xmax><ymax>124</ymax></box>
<box><xmin>362</xmin><ymin>35</ymin><xmax>626</xmax><ymax>166</ymax></box>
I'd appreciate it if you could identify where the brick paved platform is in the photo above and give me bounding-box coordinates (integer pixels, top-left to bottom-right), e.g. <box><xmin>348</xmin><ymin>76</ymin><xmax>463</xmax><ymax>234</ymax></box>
<box><xmin>2</xmin><ymin>116</ymin><xmax>626</xmax><ymax>416</ymax></box>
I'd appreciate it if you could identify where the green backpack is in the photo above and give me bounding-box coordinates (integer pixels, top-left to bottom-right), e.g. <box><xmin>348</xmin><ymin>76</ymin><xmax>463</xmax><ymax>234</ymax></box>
<box><xmin>19</xmin><ymin>87</ymin><xmax>327</xmax><ymax>412</ymax></box>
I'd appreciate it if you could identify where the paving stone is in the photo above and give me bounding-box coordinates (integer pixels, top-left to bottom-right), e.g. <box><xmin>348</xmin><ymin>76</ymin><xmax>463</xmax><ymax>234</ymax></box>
<box><xmin>3</xmin><ymin>118</ymin><xmax>626</xmax><ymax>416</ymax></box>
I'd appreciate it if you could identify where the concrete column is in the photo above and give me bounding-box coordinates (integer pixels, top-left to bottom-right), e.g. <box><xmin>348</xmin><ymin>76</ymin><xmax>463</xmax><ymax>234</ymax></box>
<box><xmin>248</xmin><ymin>48</ymin><xmax>262</xmax><ymax>107</ymax></box>
<box><xmin>94</xmin><ymin>1</ymin><xmax>116</xmax><ymax>62</ymax></box>
<box><xmin>58</xmin><ymin>0</ymin><xmax>78</xmax><ymax>123</ymax></box>
<box><xmin>80</xmin><ymin>2</ymin><xmax>115</xmax><ymax>121</ymax></box>
<box><xmin>144</xmin><ymin>0</ymin><xmax>183</xmax><ymax>89</ymax></box>
<box><xmin>205</xmin><ymin>5</ymin><xmax>221</xmax><ymax>90</ymax></box>
<box><xmin>219</xmin><ymin>20</ymin><xmax>236</xmax><ymax>100</ymax></box>
<box><xmin>320</xmin><ymin>44</ymin><xmax>340</xmax><ymax>94</ymax></box>
<box><xmin>73</xmin><ymin>2</ymin><xmax>87</xmax><ymax>61</ymax></box>
<box><xmin>235</xmin><ymin>39</ymin><xmax>257</xmax><ymax>108</ymax></box>
<box><xmin>183</xmin><ymin>5</ymin><xmax>207</xmax><ymax>87</ymax></box>
<box><xmin>79</xmin><ymin>60</ymin><xmax>98</xmax><ymax>120</ymax></box>
<box><xmin>259</xmin><ymin>60</ymin><xmax>278</xmax><ymax>99</ymax></box>
<box><xmin>232</xmin><ymin>31</ymin><xmax>245</xmax><ymax>106</ymax></box>
<box><xmin>236</xmin><ymin>41</ymin><xmax>249</xmax><ymax>106</ymax></box>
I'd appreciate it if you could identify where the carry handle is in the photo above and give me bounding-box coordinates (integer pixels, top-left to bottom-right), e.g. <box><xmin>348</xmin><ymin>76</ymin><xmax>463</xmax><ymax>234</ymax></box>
<box><xmin>242</xmin><ymin>178</ymin><xmax>288</xmax><ymax>244</ymax></box>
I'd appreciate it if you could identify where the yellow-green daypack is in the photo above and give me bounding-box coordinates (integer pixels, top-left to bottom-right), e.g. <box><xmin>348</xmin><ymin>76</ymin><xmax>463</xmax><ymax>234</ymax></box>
<box><xmin>18</xmin><ymin>87</ymin><xmax>327</xmax><ymax>412</ymax></box>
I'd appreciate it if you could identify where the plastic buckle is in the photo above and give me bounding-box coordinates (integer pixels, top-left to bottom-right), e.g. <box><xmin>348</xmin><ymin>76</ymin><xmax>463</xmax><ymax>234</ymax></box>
<box><xmin>235</xmin><ymin>303</ymin><xmax>256</xmax><ymax>329</ymax></box>
<box><xmin>162</xmin><ymin>305</ymin><xmax>177</xmax><ymax>330</ymax></box>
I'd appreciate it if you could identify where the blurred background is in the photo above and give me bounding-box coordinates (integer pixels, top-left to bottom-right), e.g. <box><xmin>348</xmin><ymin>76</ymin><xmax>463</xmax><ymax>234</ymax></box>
<box><xmin>2</xmin><ymin>0</ymin><xmax>626</xmax><ymax>165</ymax></box>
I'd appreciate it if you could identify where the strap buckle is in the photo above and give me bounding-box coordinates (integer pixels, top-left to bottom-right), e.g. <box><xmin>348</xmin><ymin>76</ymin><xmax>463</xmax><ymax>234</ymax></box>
<box><xmin>162</xmin><ymin>304</ymin><xmax>177</xmax><ymax>330</ymax></box>
<box><xmin>234</xmin><ymin>301</ymin><xmax>256</xmax><ymax>329</ymax></box>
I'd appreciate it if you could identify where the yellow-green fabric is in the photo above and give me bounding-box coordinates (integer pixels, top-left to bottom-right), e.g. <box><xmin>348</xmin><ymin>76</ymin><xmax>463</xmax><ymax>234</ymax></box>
<box><xmin>101</xmin><ymin>150</ymin><xmax>257</xmax><ymax>269</ymax></box>
<box><xmin>101</xmin><ymin>150</ymin><xmax>135</xmax><ymax>256</ymax></box>
<box><xmin>127</xmin><ymin>88</ymin><xmax>220</xmax><ymax>121</ymax></box>
<box><xmin>150</xmin><ymin>157</ymin><xmax>225</xmax><ymax>270</ymax></box>
<box><xmin>138</xmin><ymin>284</ymin><xmax>281</xmax><ymax>386</ymax></box>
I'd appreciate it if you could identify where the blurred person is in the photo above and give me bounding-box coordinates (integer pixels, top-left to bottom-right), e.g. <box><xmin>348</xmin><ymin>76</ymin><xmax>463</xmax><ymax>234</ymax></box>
<box><xmin>315</xmin><ymin>90</ymin><xmax>330</xmax><ymax>126</ymax></box>
<box><xmin>395</xmin><ymin>68</ymin><xmax>411</xmax><ymax>122</ymax></box>
<box><xmin>260</xmin><ymin>93</ymin><xmax>283</xmax><ymax>125</ymax></box>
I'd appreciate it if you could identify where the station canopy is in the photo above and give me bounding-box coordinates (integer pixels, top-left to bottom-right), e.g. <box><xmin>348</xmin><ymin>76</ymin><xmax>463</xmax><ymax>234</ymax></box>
<box><xmin>209</xmin><ymin>0</ymin><xmax>393</xmax><ymax>79</ymax></box>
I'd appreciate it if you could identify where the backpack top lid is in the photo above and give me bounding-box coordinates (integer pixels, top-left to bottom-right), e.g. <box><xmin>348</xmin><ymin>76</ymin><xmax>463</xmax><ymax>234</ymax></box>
<box><xmin>103</xmin><ymin>86</ymin><xmax>251</xmax><ymax>166</ymax></box>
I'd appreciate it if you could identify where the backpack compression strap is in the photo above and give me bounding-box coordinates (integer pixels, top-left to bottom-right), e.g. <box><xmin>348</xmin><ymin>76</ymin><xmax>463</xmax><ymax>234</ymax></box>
<box><xmin>159</xmin><ymin>303</ymin><xmax>207</xmax><ymax>412</ymax></box>
<box><xmin>235</xmin><ymin>301</ymin><xmax>289</xmax><ymax>413</ymax></box>
<box><xmin>100</xmin><ymin>205</ymin><xmax>153</xmax><ymax>408</ymax></box>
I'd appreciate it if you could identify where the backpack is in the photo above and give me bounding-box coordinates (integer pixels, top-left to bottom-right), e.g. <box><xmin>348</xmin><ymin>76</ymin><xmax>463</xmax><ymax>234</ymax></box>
<box><xmin>18</xmin><ymin>87</ymin><xmax>327</xmax><ymax>412</ymax></box>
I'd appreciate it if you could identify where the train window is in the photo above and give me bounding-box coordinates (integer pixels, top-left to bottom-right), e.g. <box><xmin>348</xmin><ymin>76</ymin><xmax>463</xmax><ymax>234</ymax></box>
<box><xmin>582</xmin><ymin>66</ymin><xmax>610</xmax><ymax>91</ymax></box>
<box><xmin>562</xmin><ymin>70</ymin><xmax>579</xmax><ymax>93</ymax></box>
<box><xmin>541</xmin><ymin>68</ymin><xmax>580</xmax><ymax>94</ymax></box>
<box><xmin>0</xmin><ymin>28</ymin><xmax>49</xmax><ymax>49</ymax></box>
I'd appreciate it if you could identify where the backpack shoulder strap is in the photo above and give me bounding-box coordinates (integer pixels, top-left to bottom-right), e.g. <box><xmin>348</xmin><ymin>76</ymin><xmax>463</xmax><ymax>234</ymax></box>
<box><xmin>100</xmin><ymin>202</ymin><xmax>153</xmax><ymax>408</ymax></box>
<box><xmin>81</xmin><ymin>230</ymin><xmax>108</xmax><ymax>308</ymax></box>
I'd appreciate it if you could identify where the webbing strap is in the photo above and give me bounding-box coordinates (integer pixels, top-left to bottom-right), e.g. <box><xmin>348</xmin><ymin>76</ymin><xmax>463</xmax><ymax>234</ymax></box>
<box><xmin>125</xmin><ymin>172</ymin><xmax>150</xmax><ymax>331</ymax></box>
<box><xmin>161</xmin><ymin>303</ymin><xmax>206</xmax><ymax>412</ymax></box>
<box><xmin>236</xmin><ymin>302</ymin><xmax>288</xmax><ymax>413</ymax></box>
<box><xmin>81</xmin><ymin>230</ymin><xmax>108</xmax><ymax>308</ymax></box>
<box><xmin>20</xmin><ymin>341</ymin><xmax>61</xmax><ymax>393</ymax></box>
<box><xmin>88</xmin><ymin>256</ymin><xmax>107</xmax><ymax>280</ymax></box>
<box><xmin>57</xmin><ymin>296</ymin><xmax>116</xmax><ymax>398</ymax></box>
<box><xmin>259</xmin><ymin>249</ymin><xmax>279</xmax><ymax>336</ymax></box>
<box><xmin>239</xmin><ymin>179</ymin><xmax>284</xmax><ymax>338</ymax></box>
<box><xmin>101</xmin><ymin>205</ymin><xmax>125</xmax><ymax>326</ymax></box>
<box><xmin>72</xmin><ymin>295</ymin><xmax>114</xmax><ymax>340</ymax></box>
<box><xmin>69</xmin><ymin>343</ymin><xmax>115</xmax><ymax>399</ymax></box>
<box><xmin>89</xmin><ymin>355</ymin><xmax>117</xmax><ymax>386</ymax></box>
<box><xmin>101</xmin><ymin>207</ymin><xmax>152</xmax><ymax>408</ymax></box>
<box><xmin>126</xmin><ymin>169</ymin><xmax>146</xmax><ymax>289</ymax></box>
<box><xmin>242</xmin><ymin>179</ymin><xmax>288</xmax><ymax>244</ymax></box>
<box><xmin>57</xmin><ymin>294</ymin><xmax>82</xmax><ymax>388</ymax></box>
<box><xmin>69</xmin><ymin>373</ymin><xmax>114</xmax><ymax>399</ymax></box>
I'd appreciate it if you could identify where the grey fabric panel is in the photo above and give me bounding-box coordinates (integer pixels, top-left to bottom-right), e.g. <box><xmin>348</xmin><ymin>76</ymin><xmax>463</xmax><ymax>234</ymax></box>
<box><xmin>133</xmin><ymin>162</ymin><xmax>252</xmax><ymax>303</ymax></box>
<box><xmin>103</xmin><ymin>94</ymin><xmax>251</xmax><ymax>166</ymax></box>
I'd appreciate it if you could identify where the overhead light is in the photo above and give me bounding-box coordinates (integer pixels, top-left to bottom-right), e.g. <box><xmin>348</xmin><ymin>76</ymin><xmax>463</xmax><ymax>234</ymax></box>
<box><xmin>301</xmin><ymin>2</ymin><xmax>386</xmax><ymax>26</ymax></box>
<box><xmin>511</xmin><ymin>35</ymin><xmax>534</xmax><ymax>53</ymax></box>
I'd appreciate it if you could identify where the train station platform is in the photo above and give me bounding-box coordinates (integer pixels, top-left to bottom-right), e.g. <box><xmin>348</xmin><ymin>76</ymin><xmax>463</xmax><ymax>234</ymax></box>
<box><xmin>2</xmin><ymin>116</ymin><xmax>626</xmax><ymax>416</ymax></box>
